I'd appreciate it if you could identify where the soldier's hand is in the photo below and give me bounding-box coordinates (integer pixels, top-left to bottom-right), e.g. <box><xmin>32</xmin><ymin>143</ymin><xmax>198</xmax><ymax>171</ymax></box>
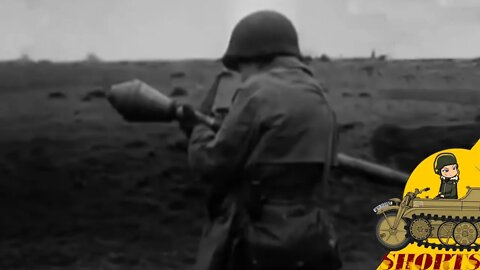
<box><xmin>177</xmin><ymin>104</ymin><xmax>200</xmax><ymax>137</ymax></box>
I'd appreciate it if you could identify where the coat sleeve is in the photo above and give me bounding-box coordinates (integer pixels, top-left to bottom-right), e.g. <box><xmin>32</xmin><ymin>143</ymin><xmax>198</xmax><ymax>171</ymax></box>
<box><xmin>438</xmin><ymin>180</ymin><xmax>445</xmax><ymax>195</ymax></box>
<box><xmin>188</xmin><ymin>87</ymin><xmax>262</xmax><ymax>178</ymax></box>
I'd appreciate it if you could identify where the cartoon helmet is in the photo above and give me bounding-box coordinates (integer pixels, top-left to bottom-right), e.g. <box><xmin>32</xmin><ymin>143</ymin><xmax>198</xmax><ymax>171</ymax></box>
<box><xmin>221</xmin><ymin>10</ymin><xmax>301</xmax><ymax>70</ymax></box>
<box><xmin>434</xmin><ymin>153</ymin><xmax>458</xmax><ymax>175</ymax></box>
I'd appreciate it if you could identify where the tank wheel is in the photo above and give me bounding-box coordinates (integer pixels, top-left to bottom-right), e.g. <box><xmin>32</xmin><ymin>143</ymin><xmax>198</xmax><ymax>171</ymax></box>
<box><xmin>453</xmin><ymin>222</ymin><xmax>477</xmax><ymax>246</ymax></box>
<box><xmin>474</xmin><ymin>222</ymin><xmax>480</xmax><ymax>245</ymax></box>
<box><xmin>409</xmin><ymin>218</ymin><xmax>432</xmax><ymax>241</ymax></box>
<box><xmin>376</xmin><ymin>212</ymin><xmax>410</xmax><ymax>251</ymax></box>
<box><xmin>438</xmin><ymin>221</ymin><xmax>456</xmax><ymax>246</ymax></box>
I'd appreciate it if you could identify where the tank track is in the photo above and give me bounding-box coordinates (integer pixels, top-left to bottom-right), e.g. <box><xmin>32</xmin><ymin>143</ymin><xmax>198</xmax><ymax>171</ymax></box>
<box><xmin>405</xmin><ymin>213</ymin><xmax>480</xmax><ymax>251</ymax></box>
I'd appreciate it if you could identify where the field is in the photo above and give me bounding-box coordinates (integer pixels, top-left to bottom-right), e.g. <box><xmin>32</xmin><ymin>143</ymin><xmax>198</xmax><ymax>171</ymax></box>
<box><xmin>0</xmin><ymin>58</ymin><xmax>479</xmax><ymax>269</ymax></box>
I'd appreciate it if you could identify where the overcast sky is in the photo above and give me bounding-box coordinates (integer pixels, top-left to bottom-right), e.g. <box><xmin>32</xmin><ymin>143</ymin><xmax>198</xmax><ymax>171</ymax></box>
<box><xmin>1</xmin><ymin>0</ymin><xmax>480</xmax><ymax>61</ymax></box>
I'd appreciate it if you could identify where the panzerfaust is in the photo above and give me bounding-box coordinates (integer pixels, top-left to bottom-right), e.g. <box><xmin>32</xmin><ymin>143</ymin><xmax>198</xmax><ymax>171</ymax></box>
<box><xmin>107</xmin><ymin>79</ymin><xmax>220</xmax><ymax>128</ymax></box>
<box><xmin>375</xmin><ymin>186</ymin><xmax>480</xmax><ymax>251</ymax></box>
<box><xmin>106</xmin><ymin>77</ymin><xmax>410</xmax><ymax>184</ymax></box>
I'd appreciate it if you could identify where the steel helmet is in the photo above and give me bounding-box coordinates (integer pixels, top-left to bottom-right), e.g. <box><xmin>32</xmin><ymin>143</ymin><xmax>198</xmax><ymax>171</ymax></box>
<box><xmin>434</xmin><ymin>153</ymin><xmax>458</xmax><ymax>175</ymax></box>
<box><xmin>222</xmin><ymin>10</ymin><xmax>301</xmax><ymax>70</ymax></box>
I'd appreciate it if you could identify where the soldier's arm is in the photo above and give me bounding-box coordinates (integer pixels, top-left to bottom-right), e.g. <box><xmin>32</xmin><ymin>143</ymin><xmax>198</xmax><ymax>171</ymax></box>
<box><xmin>438</xmin><ymin>180</ymin><xmax>445</xmax><ymax>197</ymax></box>
<box><xmin>188</xmin><ymin>87</ymin><xmax>262</xmax><ymax>178</ymax></box>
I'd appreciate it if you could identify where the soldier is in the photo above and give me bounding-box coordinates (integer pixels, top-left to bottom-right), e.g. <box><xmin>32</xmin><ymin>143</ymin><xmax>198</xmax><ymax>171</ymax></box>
<box><xmin>179</xmin><ymin>10</ymin><xmax>342</xmax><ymax>270</ymax></box>
<box><xmin>434</xmin><ymin>153</ymin><xmax>459</xmax><ymax>199</ymax></box>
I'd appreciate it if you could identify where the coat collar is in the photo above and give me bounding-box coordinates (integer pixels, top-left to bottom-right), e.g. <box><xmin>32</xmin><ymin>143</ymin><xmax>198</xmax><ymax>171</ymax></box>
<box><xmin>264</xmin><ymin>56</ymin><xmax>314</xmax><ymax>76</ymax></box>
<box><xmin>441</xmin><ymin>175</ymin><xmax>459</xmax><ymax>181</ymax></box>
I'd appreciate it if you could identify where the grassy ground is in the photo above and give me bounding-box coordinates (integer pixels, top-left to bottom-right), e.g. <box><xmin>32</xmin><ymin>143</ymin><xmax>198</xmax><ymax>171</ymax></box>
<box><xmin>0</xmin><ymin>58</ymin><xmax>479</xmax><ymax>269</ymax></box>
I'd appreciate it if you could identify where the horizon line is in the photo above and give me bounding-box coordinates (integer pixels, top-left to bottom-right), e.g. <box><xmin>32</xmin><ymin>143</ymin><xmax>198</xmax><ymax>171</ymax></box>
<box><xmin>2</xmin><ymin>56</ymin><xmax>480</xmax><ymax>64</ymax></box>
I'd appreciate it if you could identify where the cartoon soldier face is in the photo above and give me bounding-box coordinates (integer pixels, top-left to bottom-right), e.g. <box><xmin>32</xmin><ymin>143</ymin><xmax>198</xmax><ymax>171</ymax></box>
<box><xmin>440</xmin><ymin>164</ymin><xmax>459</xmax><ymax>178</ymax></box>
<box><xmin>434</xmin><ymin>153</ymin><xmax>459</xmax><ymax>178</ymax></box>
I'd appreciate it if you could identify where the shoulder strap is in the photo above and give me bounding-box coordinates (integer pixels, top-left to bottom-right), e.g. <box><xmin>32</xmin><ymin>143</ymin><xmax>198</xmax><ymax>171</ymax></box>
<box><xmin>320</xmin><ymin>90</ymin><xmax>337</xmax><ymax>200</ymax></box>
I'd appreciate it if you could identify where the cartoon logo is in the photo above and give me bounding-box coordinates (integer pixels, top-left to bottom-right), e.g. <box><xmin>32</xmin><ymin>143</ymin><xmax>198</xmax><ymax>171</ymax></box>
<box><xmin>374</xmin><ymin>140</ymin><xmax>480</xmax><ymax>269</ymax></box>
